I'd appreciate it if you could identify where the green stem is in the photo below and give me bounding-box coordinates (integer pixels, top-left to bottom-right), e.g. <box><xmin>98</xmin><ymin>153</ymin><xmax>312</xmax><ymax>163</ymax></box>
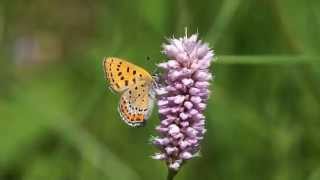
<box><xmin>215</xmin><ymin>55</ymin><xmax>320</xmax><ymax>65</ymax></box>
<box><xmin>167</xmin><ymin>169</ymin><xmax>178</xmax><ymax>180</ymax></box>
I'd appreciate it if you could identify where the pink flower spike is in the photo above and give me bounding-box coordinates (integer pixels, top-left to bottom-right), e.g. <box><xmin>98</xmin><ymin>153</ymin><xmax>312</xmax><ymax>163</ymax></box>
<box><xmin>152</xmin><ymin>31</ymin><xmax>215</xmax><ymax>172</ymax></box>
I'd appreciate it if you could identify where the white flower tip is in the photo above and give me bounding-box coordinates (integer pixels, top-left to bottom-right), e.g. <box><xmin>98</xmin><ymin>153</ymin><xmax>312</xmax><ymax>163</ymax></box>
<box><xmin>179</xmin><ymin>112</ymin><xmax>189</xmax><ymax>120</ymax></box>
<box><xmin>173</xmin><ymin>95</ymin><xmax>185</xmax><ymax>104</ymax></box>
<box><xmin>165</xmin><ymin>147</ymin><xmax>178</xmax><ymax>155</ymax></box>
<box><xmin>152</xmin><ymin>153</ymin><xmax>166</xmax><ymax>160</ymax></box>
<box><xmin>184</xmin><ymin>101</ymin><xmax>193</xmax><ymax>109</ymax></box>
<box><xmin>193</xmin><ymin>151</ymin><xmax>202</xmax><ymax>158</ymax></box>
<box><xmin>169</xmin><ymin>162</ymin><xmax>181</xmax><ymax>171</ymax></box>
<box><xmin>180</xmin><ymin>121</ymin><xmax>189</xmax><ymax>127</ymax></box>
<box><xmin>180</xmin><ymin>151</ymin><xmax>193</xmax><ymax>160</ymax></box>
<box><xmin>190</xmin><ymin>96</ymin><xmax>202</xmax><ymax>103</ymax></box>
<box><xmin>155</xmin><ymin>88</ymin><xmax>168</xmax><ymax>95</ymax></box>
<box><xmin>158</xmin><ymin>62</ymin><xmax>168</xmax><ymax>69</ymax></box>
<box><xmin>167</xmin><ymin>60</ymin><xmax>180</xmax><ymax>68</ymax></box>
<box><xmin>157</xmin><ymin>100</ymin><xmax>168</xmax><ymax>106</ymax></box>
<box><xmin>189</xmin><ymin>34</ymin><xmax>198</xmax><ymax>42</ymax></box>
<box><xmin>168</xmin><ymin>124</ymin><xmax>180</xmax><ymax>135</ymax></box>
<box><xmin>182</xmin><ymin>78</ymin><xmax>194</xmax><ymax>86</ymax></box>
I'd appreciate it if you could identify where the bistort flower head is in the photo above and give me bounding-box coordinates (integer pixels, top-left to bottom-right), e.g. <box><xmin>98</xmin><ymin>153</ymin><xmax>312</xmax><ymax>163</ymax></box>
<box><xmin>152</xmin><ymin>32</ymin><xmax>215</xmax><ymax>171</ymax></box>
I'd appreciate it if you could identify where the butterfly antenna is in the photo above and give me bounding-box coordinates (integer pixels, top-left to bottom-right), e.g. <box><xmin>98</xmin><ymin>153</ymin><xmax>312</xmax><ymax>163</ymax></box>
<box><xmin>146</xmin><ymin>56</ymin><xmax>160</xmax><ymax>90</ymax></box>
<box><xmin>145</xmin><ymin>55</ymin><xmax>161</xmax><ymax>76</ymax></box>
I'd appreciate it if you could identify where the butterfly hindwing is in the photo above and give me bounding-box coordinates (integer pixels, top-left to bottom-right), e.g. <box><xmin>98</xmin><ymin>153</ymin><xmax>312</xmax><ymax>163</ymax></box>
<box><xmin>118</xmin><ymin>80</ymin><xmax>154</xmax><ymax>127</ymax></box>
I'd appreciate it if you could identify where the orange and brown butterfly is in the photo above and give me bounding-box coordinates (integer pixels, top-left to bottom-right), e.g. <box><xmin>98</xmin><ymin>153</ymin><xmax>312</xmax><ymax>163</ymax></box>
<box><xmin>102</xmin><ymin>57</ymin><xmax>155</xmax><ymax>127</ymax></box>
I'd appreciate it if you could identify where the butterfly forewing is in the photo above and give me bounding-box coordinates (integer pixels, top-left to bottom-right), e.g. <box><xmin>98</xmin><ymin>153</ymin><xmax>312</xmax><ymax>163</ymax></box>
<box><xmin>103</xmin><ymin>57</ymin><xmax>152</xmax><ymax>92</ymax></box>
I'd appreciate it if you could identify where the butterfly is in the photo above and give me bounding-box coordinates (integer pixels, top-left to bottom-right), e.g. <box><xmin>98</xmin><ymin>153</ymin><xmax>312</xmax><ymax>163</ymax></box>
<box><xmin>103</xmin><ymin>57</ymin><xmax>155</xmax><ymax>127</ymax></box>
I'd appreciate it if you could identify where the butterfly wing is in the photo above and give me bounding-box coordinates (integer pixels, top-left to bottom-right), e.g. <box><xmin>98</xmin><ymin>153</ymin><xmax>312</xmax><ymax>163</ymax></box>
<box><xmin>103</xmin><ymin>57</ymin><xmax>154</xmax><ymax>127</ymax></box>
<box><xmin>118</xmin><ymin>80</ymin><xmax>154</xmax><ymax>127</ymax></box>
<box><xmin>103</xmin><ymin>57</ymin><xmax>153</xmax><ymax>92</ymax></box>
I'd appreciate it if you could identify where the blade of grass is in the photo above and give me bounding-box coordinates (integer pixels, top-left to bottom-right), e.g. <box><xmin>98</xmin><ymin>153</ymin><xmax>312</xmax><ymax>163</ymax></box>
<box><xmin>205</xmin><ymin>0</ymin><xmax>241</xmax><ymax>45</ymax></box>
<box><xmin>21</xmin><ymin>93</ymin><xmax>141</xmax><ymax>180</ymax></box>
<box><xmin>0</xmin><ymin>5</ymin><xmax>4</xmax><ymax>45</ymax></box>
<box><xmin>274</xmin><ymin>0</ymin><xmax>320</xmax><ymax>54</ymax></box>
<box><xmin>54</xmin><ymin>120</ymin><xmax>141</xmax><ymax>180</ymax></box>
<box><xmin>215</xmin><ymin>55</ymin><xmax>320</xmax><ymax>65</ymax></box>
<box><xmin>175</xmin><ymin>0</ymin><xmax>189</xmax><ymax>32</ymax></box>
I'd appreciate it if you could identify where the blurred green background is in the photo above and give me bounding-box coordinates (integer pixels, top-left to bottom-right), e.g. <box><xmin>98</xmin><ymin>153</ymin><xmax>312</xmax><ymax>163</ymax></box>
<box><xmin>0</xmin><ymin>0</ymin><xmax>320</xmax><ymax>180</ymax></box>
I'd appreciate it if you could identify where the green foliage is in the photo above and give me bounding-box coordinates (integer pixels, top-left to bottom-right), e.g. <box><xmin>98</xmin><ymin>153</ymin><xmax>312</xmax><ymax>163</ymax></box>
<box><xmin>0</xmin><ymin>0</ymin><xmax>319</xmax><ymax>180</ymax></box>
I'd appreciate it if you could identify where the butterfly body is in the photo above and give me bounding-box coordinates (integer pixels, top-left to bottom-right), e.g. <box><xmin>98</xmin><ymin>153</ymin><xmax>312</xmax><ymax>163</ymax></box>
<box><xmin>103</xmin><ymin>57</ymin><xmax>155</xmax><ymax>127</ymax></box>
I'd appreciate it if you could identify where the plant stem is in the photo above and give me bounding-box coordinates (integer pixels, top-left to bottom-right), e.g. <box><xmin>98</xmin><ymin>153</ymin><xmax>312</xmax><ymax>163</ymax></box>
<box><xmin>215</xmin><ymin>55</ymin><xmax>320</xmax><ymax>65</ymax></box>
<box><xmin>167</xmin><ymin>169</ymin><xmax>177</xmax><ymax>180</ymax></box>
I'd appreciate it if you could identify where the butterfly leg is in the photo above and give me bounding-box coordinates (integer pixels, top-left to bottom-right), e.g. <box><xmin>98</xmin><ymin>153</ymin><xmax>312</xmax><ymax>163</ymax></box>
<box><xmin>108</xmin><ymin>85</ymin><xmax>116</xmax><ymax>94</ymax></box>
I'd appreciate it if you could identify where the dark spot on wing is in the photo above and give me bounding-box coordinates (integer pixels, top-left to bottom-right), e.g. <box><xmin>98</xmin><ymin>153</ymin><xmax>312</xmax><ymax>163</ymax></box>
<box><xmin>127</xmin><ymin>67</ymin><xmax>130</xmax><ymax>73</ymax></box>
<box><xmin>133</xmin><ymin>70</ymin><xmax>136</xmax><ymax>75</ymax></box>
<box><xmin>120</xmin><ymin>76</ymin><xmax>124</xmax><ymax>80</ymax></box>
<box><xmin>125</xmin><ymin>80</ymin><xmax>128</xmax><ymax>86</ymax></box>
<box><xmin>118</xmin><ymin>72</ymin><xmax>122</xmax><ymax>76</ymax></box>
